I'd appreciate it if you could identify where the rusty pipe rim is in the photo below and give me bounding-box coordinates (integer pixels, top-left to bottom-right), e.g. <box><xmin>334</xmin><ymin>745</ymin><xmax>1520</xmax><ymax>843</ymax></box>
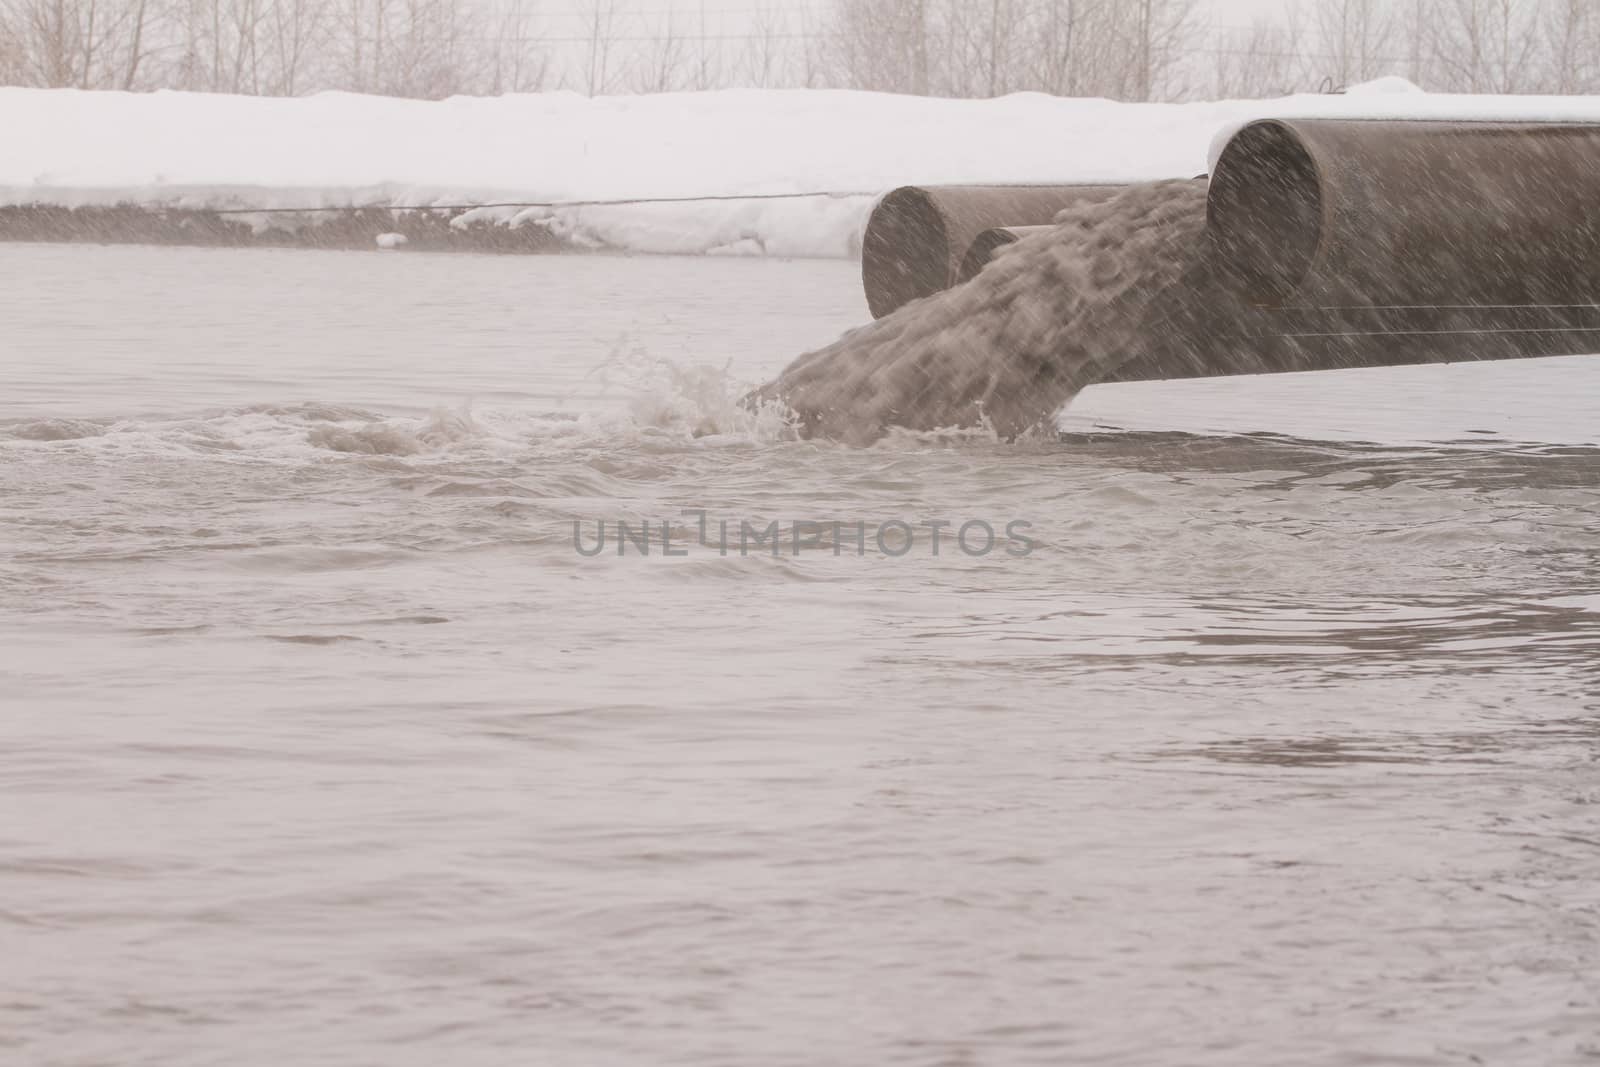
<box><xmin>861</xmin><ymin>187</ymin><xmax>953</xmax><ymax>318</ymax></box>
<box><xmin>1207</xmin><ymin>120</ymin><xmax>1325</xmax><ymax>306</ymax></box>
<box><xmin>958</xmin><ymin>226</ymin><xmax>1030</xmax><ymax>283</ymax></box>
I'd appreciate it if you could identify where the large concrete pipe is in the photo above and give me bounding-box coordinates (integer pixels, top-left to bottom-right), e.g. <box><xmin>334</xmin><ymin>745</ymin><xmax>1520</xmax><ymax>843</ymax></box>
<box><xmin>1207</xmin><ymin>118</ymin><xmax>1600</xmax><ymax>308</ymax></box>
<box><xmin>861</xmin><ymin>185</ymin><xmax>1123</xmax><ymax>317</ymax></box>
<box><xmin>1175</xmin><ymin>118</ymin><xmax>1600</xmax><ymax>378</ymax></box>
<box><xmin>957</xmin><ymin>226</ymin><xmax>1052</xmax><ymax>283</ymax></box>
<box><xmin>1103</xmin><ymin>302</ymin><xmax>1600</xmax><ymax>384</ymax></box>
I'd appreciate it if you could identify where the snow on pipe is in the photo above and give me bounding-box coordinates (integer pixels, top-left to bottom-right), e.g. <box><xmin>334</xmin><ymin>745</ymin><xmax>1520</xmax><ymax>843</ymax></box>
<box><xmin>860</xmin><ymin>185</ymin><xmax>1124</xmax><ymax>318</ymax></box>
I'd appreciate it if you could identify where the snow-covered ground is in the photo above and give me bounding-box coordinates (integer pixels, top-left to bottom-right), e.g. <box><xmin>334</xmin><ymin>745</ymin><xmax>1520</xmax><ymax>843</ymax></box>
<box><xmin>7</xmin><ymin>78</ymin><xmax>1600</xmax><ymax>257</ymax></box>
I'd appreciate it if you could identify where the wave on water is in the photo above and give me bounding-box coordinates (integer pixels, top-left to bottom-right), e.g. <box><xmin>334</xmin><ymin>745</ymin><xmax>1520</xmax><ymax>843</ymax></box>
<box><xmin>305</xmin><ymin>408</ymin><xmax>482</xmax><ymax>456</ymax></box>
<box><xmin>0</xmin><ymin>352</ymin><xmax>807</xmax><ymax>462</ymax></box>
<box><xmin>5</xmin><ymin>417</ymin><xmax>112</xmax><ymax>441</ymax></box>
<box><xmin>7</xmin><ymin>391</ymin><xmax>1596</xmax><ymax>471</ymax></box>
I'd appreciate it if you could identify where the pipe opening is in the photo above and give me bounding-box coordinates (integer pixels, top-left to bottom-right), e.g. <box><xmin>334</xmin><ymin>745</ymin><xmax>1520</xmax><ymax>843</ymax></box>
<box><xmin>1208</xmin><ymin>121</ymin><xmax>1322</xmax><ymax>304</ymax></box>
<box><xmin>861</xmin><ymin>187</ymin><xmax>950</xmax><ymax>318</ymax></box>
<box><xmin>957</xmin><ymin>227</ymin><xmax>1026</xmax><ymax>283</ymax></box>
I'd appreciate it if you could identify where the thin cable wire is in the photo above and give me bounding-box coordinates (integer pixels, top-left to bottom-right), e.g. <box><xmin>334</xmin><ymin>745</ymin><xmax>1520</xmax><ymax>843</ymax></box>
<box><xmin>1264</xmin><ymin>325</ymin><xmax>1600</xmax><ymax>340</ymax></box>
<box><xmin>201</xmin><ymin>189</ymin><xmax>880</xmax><ymax>214</ymax></box>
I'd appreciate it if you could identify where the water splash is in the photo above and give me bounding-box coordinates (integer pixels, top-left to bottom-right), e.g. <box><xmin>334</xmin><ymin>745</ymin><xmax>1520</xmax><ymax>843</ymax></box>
<box><xmin>579</xmin><ymin>340</ymin><xmax>795</xmax><ymax>442</ymax></box>
<box><xmin>306</xmin><ymin>406</ymin><xmax>482</xmax><ymax>455</ymax></box>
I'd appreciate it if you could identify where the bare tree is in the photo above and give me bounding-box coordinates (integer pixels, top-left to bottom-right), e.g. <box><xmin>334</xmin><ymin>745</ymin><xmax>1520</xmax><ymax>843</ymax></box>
<box><xmin>682</xmin><ymin>0</ymin><xmax>718</xmax><ymax>90</ymax></box>
<box><xmin>793</xmin><ymin>3</ymin><xmax>832</xmax><ymax>88</ymax></box>
<box><xmin>946</xmin><ymin>0</ymin><xmax>1023</xmax><ymax>96</ymax></box>
<box><xmin>0</xmin><ymin>0</ymin><xmax>562</xmax><ymax>94</ymax></box>
<box><xmin>3</xmin><ymin>0</ymin><xmax>1597</xmax><ymax>106</ymax></box>
<box><xmin>1430</xmin><ymin>0</ymin><xmax>1543</xmax><ymax>92</ymax></box>
<box><xmin>1211</xmin><ymin>12</ymin><xmax>1307</xmax><ymax>99</ymax></box>
<box><xmin>631</xmin><ymin>8</ymin><xmax>686</xmax><ymax>93</ymax></box>
<box><xmin>735</xmin><ymin>0</ymin><xmax>788</xmax><ymax>88</ymax></box>
<box><xmin>1030</xmin><ymin>0</ymin><xmax>1105</xmax><ymax>97</ymax></box>
<box><xmin>262</xmin><ymin>0</ymin><xmax>322</xmax><ymax>94</ymax></box>
<box><xmin>7</xmin><ymin>0</ymin><xmax>87</xmax><ymax>85</ymax></box>
<box><xmin>117</xmin><ymin>0</ymin><xmax>151</xmax><ymax>87</ymax></box>
<box><xmin>384</xmin><ymin>0</ymin><xmax>473</xmax><ymax>97</ymax></box>
<box><xmin>1119</xmin><ymin>0</ymin><xmax>1200</xmax><ymax>100</ymax></box>
<box><xmin>481</xmin><ymin>0</ymin><xmax>549</xmax><ymax>94</ymax></box>
<box><xmin>1313</xmin><ymin>0</ymin><xmax>1392</xmax><ymax>87</ymax></box>
<box><xmin>0</xmin><ymin>0</ymin><xmax>156</xmax><ymax>87</ymax></box>
<box><xmin>0</xmin><ymin>18</ymin><xmax>22</xmax><ymax>82</ymax></box>
<box><xmin>1544</xmin><ymin>0</ymin><xmax>1599</xmax><ymax>91</ymax></box>
<box><xmin>575</xmin><ymin>0</ymin><xmax>623</xmax><ymax>95</ymax></box>
<box><xmin>826</xmin><ymin>0</ymin><xmax>931</xmax><ymax>94</ymax></box>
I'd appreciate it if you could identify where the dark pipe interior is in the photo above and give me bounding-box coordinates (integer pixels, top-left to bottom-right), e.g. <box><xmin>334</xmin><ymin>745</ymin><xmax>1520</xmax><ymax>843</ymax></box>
<box><xmin>957</xmin><ymin>226</ymin><xmax>1033</xmax><ymax>283</ymax></box>
<box><xmin>861</xmin><ymin>187</ymin><xmax>949</xmax><ymax>319</ymax></box>
<box><xmin>862</xmin><ymin>185</ymin><xmax>1128</xmax><ymax>317</ymax></box>
<box><xmin>1207</xmin><ymin>121</ymin><xmax>1322</xmax><ymax>305</ymax></box>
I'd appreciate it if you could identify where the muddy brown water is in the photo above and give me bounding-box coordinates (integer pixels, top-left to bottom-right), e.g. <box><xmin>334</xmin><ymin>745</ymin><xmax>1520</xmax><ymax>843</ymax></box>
<box><xmin>763</xmin><ymin>180</ymin><xmax>1212</xmax><ymax>443</ymax></box>
<box><xmin>3</xmin><ymin>242</ymin><xmax>1599</xmax><ymax>1066</ymax></box>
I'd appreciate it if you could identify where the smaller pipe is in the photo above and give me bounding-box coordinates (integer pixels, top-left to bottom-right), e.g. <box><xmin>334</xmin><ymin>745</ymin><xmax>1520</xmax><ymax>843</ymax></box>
<box><xmin>956</xmin><ymin>225</ymin><xmax>1053</xmax><ymax>282</ymax></box>
<box><xmin>861</xmin><ymin>184</ymin><xmax>1123</xmax><ymax>317</ymax></box>
<box><xmin>1102</xmin><ymin>303</ymin><xmax>1600</xmax><ymax>384</ymax></box>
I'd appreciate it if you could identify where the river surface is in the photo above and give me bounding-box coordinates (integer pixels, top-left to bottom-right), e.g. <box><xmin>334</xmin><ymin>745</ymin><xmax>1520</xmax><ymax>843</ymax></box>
<box><xmin>3</xmin><ymin>242</ymin><xmax>1599</xmax><ymax>1066</ymax></box>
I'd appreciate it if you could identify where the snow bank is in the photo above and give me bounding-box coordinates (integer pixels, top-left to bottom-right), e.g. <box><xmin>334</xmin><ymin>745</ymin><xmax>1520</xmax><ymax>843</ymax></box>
<box><xmin>6</xmin><ymin>80</ymin><xmax>1600</xmax><ymax>257</ymax></box>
